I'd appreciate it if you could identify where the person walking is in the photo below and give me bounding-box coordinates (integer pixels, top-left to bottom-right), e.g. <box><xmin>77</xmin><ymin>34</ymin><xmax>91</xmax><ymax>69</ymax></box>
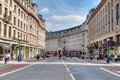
<box><xmin>114</xmin><ymin>53</ymin><xmax>118</xmax><ymax>63</ymax></box>
<box><xmin>36</xmin><ymin>54</ymin><xmax>40</xmax><ymax>60</ymax></box>
<box><xmin>58</xmin><ymin>50</ymin><xmax>62</xmax><ymax>59</ymax></box>
<box><xmin>4</xmin><ymin>51</ymin><xmax>11</xmax><ymax>63</ymax></box>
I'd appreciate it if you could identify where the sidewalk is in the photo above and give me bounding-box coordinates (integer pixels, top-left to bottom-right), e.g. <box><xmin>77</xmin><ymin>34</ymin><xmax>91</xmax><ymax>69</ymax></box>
<box><xmin>0</xmin><ymin>58</ymin><xmax>46</xmax><ymax>68</ymax></box>
<box><xmin>83</xmin><ymin>58</ymin><xmax>120</xmax><ymax>65</ymax></box>
<box><xmin>0</xmin><ymin>58</ymin><xmax>49</xmax><ymax>76</ymax></box>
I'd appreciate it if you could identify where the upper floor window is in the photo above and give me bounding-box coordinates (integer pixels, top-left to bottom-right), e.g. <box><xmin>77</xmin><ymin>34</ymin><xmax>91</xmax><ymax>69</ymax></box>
<box><xmin>14</xmin><ymin>17</ymin><xmax>16</xmax><ymax>25</ymax></box>
<box><xmin>0</xmin><ymin>4</ymin><xmax>2</xmax><ymax>15</ymax></box>
<box><xmin>9</xmin><ymin>11</ymin><xmax>12</xmax><ymax>20</ymax></box>
<box><xmin>4</xmin><ymin>8</ymin><xmax>8</xmax><ymax>17</ymax></box>
<box><xmin>18</xmin><ymin>9</ymin><xmax>20</xmax><ymax>16</ymax></box>
<box><xmin>21</xmin><ymin>11</ymin><xmax>23</xmax><ymax>18</ymax></box>
<box><xmin>9</xmin><ymin>26</ymin><xmax>11</xmax><ymax>38</ymax></box>
<box><xmin>5</xmin><ymin>0</ymin><xmax>8</xmax><ymax>3</ymax></box>
<box><xmin>10</xmin><ymin>0</ymin><xmax>12</xmax><ymax>7</ymax></box>
<box><xmin>21</xmin><ymin>21</ymin><xmax>22</xmax><ymax>28</ymax></box>
<box><xmin>14</xmin><ymin>5</ymin><xmax>17</xmax><ymax>12</ymax></box>
<box><xmin>4</xmin><ymin>24</ymin><xmax>7</xmax><ymax>37</ymax></box>
<box><xmin>116</xmin><ymin>3</ymin><xmax>120</xmax><ymax>25</ymax></box>
<box><xmin>18</xmin><ymin>20</ymin><xmax>20</xmax><ymax>27</ymax></box>
<box><xmin>13</xmin><ymin>30</ymin><xmax>16</xmax><ymax>38</ymax></box>
<box><xmin>0</xmin><ymin>22</ymin><xmax>1</xmax><ymax>35</ymax></box>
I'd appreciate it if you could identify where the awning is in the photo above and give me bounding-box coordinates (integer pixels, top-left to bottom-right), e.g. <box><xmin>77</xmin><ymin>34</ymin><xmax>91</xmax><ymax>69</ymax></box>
<box><xmin>0</xmin><ymin>43</ymin><xmax>10</xmax><ymax>50</ymax></box>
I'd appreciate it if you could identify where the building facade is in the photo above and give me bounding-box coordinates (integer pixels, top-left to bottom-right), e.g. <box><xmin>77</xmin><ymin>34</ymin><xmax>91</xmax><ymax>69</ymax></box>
<box><xmin>46</xmin><ymin>22</ymin><xmax>88</xmax><ymax>56</ymax></box>
<box><xmin>0</xmin><ymin>0</ymin><xmax>46</xmax><ymax>60</ymax></box>
<box><xmin>87</xmin><ymin>0</ymin><xmax>120</xmax><ymax>58</ymax></box>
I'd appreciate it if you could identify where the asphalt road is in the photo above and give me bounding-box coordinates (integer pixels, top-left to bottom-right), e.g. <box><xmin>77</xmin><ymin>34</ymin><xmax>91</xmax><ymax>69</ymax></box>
<box><xmin>0</xmin><ymin>57</ymin><xmax>120</xmax><ymax>80</ymax></box>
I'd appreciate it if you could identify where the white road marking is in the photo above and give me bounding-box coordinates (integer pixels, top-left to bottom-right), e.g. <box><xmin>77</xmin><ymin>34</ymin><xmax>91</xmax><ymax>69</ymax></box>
<box><xmin>100</xmin><ymin>67</ymin><xmax>120</xmax><ymax>77</ymax></box>
<box><xmin>62</xmin><ymin>60</ymin><xmax>76</xmax><ymax>80</ymax></box>
<box><xmin>0</xmin><ymin>64</ymin><xmax>34</xmax><ymax>77</ymax></box>
<box><xmin>117</xmin><ymin>71</ymin><xmax>120</xmax><ymax>73</ymax></box>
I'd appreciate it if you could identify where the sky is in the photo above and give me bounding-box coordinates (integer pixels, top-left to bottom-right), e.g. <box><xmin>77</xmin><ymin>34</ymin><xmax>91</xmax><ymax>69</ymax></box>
<box><xmin>32</xmin><ymin>0</ymin><xmax>101</xmax><ymax>32</ymax></box>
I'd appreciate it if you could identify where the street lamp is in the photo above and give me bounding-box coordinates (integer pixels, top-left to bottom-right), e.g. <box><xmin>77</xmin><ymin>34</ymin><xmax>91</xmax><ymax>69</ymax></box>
<box><xmin>18</xmin><ymin>36</ymin><xmax>22</xmax><ymax>62</ymax></box>
<box><xmin>106</xmin><ymin>38</ymin><xmax>110</xmax><ymax>63</ymax></box>
<box><xmin>63</xmin><ymin>39</ymin><xmax>67</xmax><ymax>51</ymax></box>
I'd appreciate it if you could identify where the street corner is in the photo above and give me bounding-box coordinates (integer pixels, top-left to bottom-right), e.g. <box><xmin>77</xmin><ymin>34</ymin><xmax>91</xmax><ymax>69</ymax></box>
<box><xmin>0</xmin><ymin>64</ymin><xmax>30</xmax><ymax>76</ymax></box>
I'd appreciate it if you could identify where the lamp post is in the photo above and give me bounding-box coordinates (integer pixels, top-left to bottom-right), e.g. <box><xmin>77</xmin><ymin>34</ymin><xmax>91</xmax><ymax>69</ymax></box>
<box><xmin>106</xmin><ymin>39</ymin><xmax>110</xmax><ymax>63</ymax></box>
<box><xmin>18</xmin><ymin>36</ymin><xmax>22</xmax><ymax>62</ymax></box>
<box><xmin>63</xmin><ymin>39</ymin><xmax>67</xmax><ymax>51</ymax></box>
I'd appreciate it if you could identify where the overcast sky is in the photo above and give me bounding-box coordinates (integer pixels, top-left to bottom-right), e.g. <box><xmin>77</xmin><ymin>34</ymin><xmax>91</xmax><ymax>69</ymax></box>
<box><xmin>33</xmin><ymin>0</ymin><xmax>101</xmax><ymax>32</ymax></box>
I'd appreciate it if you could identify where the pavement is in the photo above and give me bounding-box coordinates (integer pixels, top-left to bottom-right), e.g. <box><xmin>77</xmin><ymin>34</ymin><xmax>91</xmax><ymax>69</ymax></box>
<box><xmin>0</xmin><ymin>58</ymin><xmax>50</xmax><ymax>76</ymax></box>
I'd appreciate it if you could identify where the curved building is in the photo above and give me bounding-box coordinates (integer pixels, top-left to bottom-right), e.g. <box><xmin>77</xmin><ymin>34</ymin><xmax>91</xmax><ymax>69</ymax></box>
<box><xmin>46</xmin><ymin>22</ymin><xmax>88</xmax><ymax>56</ymax></box>
<box><xmin>0</xmin><ymin>0</ymin><xmax>46</xmax><ymax>60</ymax></box>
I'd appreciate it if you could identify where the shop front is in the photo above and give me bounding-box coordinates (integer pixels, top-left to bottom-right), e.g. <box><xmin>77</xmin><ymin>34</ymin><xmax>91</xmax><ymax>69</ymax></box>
<box><xmin>0</xmin><ymin>42</ymin><xmax>11</xmax><ymax>60</ymax></box>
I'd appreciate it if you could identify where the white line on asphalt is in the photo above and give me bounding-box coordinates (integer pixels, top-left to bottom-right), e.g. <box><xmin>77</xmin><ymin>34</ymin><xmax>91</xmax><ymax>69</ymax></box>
<box><xmin>62</xmin><ymin>60</ymin><xmax>76</xmax><ymax>80</ymax></box>
<box><xmin>0</xmin><ymin>64</ymin><xmax>35</xmax><ymax>77</ymax></box>
<box><xmin>100</xmin><ymin>67</ymin><xmax>120</xmax><ymax>77</ymax></box>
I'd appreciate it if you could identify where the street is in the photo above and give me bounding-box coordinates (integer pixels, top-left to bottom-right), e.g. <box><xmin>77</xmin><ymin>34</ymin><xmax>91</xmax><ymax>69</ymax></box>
<box><xmin>0</xmin><ymin>57</ymin><xmax>120</xmax><ymax>80</ymax></box>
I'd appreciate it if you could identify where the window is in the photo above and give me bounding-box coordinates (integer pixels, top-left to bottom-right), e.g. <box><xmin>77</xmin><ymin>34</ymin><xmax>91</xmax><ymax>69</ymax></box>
<box><xmin>10</xmin><ymin>0</ymin><xmax>12</xmax><ymax>7</ymax></box>
<box><xmin>13</xmin><ymin>30</ymin><xmax>16</xmax><ymax>38</ymax></box>
<box><xmin>21</xmin><ymin>11</ymin><xmax>23</xmax><ymax>18</ymax></box>
<box><xmin>5</xmin><ymin>0</ymin><xmax>8</xmax><ymax>3</ymax></box>
<box><xmin>18</xmin><ymin>32</ymin><xmax>19</xmax><ymax>38</ymax></box>
<box><xmin>4</xmin><ymin>24</ymin><xmax>7</xmax><ymax>37</ymax></box>
<box><xmin>24</xmin><ymin>34</ymin><xmax>25</xmax><ymax>40</ymax></box>
<box><xmin>4</xmin><ymin>8</ymin><xmax>8</xmax><ymax>17</ymax></box>
<box><xmin>18</xmin><ymin>20</ymin><xmax>20</xmax><ymax>27</ymax></box>
<box><xmin>14</xmin><ymin>5</ymin><xmax>17</xmax><ymax>12</ymax></box>
<box><xmin>24</xmin><ymin>23</ymin><xmax>25</xmax><ymax>30</ymax></box>
<box><xmin>116</xmin><ymin>3</ymin><xmax>120</xmax><ymax>25</ymax></box>
<box><xmin>14</xmin><ymin>17</ymin><xmax>16</xmax><ymax>25</ymax></box>
<box><xmin>18</xmin><ymin>9</ymin><xmax>20</xmax><ymax>16</ymax></box>
<box><xmin>9</xmin><ymin>11</ymin><xmax>12</xmax><ymax>20</ymax></box>
<box><xmin>111</xmin><ymin>0</ymin><xmax>113</xmax><ymax>7</ymax></box>
<box><xmin>9</xmin><ymin>26</ymin><xmax>11</xmax><ymax>38</ymax></box>
<box><xmin>21</xmin><ymin>21</ymin><xmax>22</xmax><ymax>28</ymax></box>
<box><xmin>0</xmin><ymin>22</ymin><xmax>1</xmax><ymax>35</ymax></box>
<box><xmin>0</xmin><ymin>4</ymin><xmax>2</xmax><ymax>15</ymax></box>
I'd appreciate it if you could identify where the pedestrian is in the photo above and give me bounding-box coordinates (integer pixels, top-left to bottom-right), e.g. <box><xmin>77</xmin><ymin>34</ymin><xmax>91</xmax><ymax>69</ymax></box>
<box><xmin>90</xmin><ymin>54</ymin><xmax>93</xmax><ymax>61</ymax></box>
<box><xmin>58</xmin><ymin>50</ymin><xmax>61</xmax><ymax>59</ymax></box>
<box><xmin>4</xmin><ymin>51</ymin><xmax>11</xmax><ymax>64</ymax></box>
<box><xmin>114</xmin><ymin>53</ymin><xmax>118</xmax><ymax>63</ymax></box>
<box><xmin>95</xmin><ymin>54</ymin><xmax>99</xmax><ymax>61</ymax></box>
<box><xmin>36</xmin><ymin>54</ymin><xmax>40</xmax><ymax>60</ymax></box>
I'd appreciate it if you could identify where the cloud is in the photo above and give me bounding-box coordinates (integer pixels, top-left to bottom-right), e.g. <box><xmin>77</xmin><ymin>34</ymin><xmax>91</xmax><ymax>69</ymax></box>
<box><xmin>93</xmin><ymin>0</ymin><xmax>101</xmax><ymax>5</ymax></box>
<box><xmin>41</xmin><ymin>7</ymin><xmax>49</xmax><ymax>13</ymax></box>
<box><xmin>51</xmin><ymin>15</ymin><xmax>85</xmax><ymax>22</ymax></box>
<box><xmin>46</xmin><ymin>15</ymin><xmax>86</xmax><ymax>31</ymax></box>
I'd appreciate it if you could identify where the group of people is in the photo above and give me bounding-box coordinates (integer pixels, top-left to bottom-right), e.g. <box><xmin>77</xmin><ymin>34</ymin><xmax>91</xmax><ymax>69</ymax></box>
<box><xmin>89</xmin><ymin>53</ymin><xmax>119</xmax><ymax>63</ymax></box>
<box><xmin>58</xmin><ymin>50</ymin><xmax>68</xmax><ymax>60</ymax></box>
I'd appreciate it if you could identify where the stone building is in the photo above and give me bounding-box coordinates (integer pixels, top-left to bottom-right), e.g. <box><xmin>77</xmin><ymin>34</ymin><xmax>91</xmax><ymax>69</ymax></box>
<box><xmin>0</xmin><ymin>0</ymin><xmax>46</xmax><ymax>60</ymax></box>
<box><xmin>46</xmin><ymin>22</ymin><xmax>88</xmax><ymax>56</ymax></box>
<box><xmin>87</xmin><ymin>0</ymin><xmax>120</xmax><ymax>58</ymax></box>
